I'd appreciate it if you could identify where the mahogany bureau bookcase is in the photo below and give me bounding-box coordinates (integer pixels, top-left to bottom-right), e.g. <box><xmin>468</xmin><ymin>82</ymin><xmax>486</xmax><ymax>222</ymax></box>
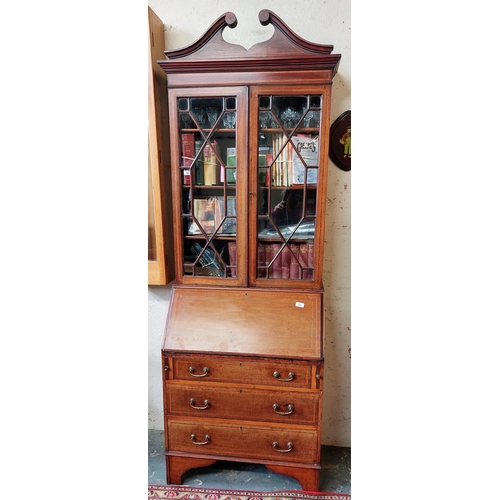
<box><xmin>158</xmin><ymin>9</ymin><xmax>341</xmax><ymax>491</ymax></box>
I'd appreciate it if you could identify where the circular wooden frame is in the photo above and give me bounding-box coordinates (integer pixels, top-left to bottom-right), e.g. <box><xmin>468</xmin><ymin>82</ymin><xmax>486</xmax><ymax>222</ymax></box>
<box><xmin>328</xmin><ymin>110</ymin><xmax>351</xmax><ymax>171</ymax></box>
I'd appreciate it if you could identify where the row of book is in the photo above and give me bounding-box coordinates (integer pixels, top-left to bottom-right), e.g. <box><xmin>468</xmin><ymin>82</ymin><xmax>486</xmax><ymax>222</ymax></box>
<box><xmin>182</xmin><ymin>133</ymin><xmax>218</xmax><ymax>185</ymax></box>
<box><xmin>225</xmin><ymin>241</ymin><xmax>314</xmax><ymax>280</ymax></box>
<box><xmin>188</xmin><ymin>240</ymin><xmax>314</xmax><ymax>280</ymax></box>
<box><xmin>182</xmin><ymin>133</ymin><xmax>237</xmax><ymax>186</ymax></box>
<box><xmin>182</xmin><ymin>132</ymin><xmax>318</xmax><ymax>188</ymax></box>
<box><xmin>259</xmin><ymin>241</ymin><xmax>314</xmax><ymax>279</ymax></box>
<box><xmin>260</xmin><ymin>134</ymin><xmax>319</xmax><ymax>187</ymax></box>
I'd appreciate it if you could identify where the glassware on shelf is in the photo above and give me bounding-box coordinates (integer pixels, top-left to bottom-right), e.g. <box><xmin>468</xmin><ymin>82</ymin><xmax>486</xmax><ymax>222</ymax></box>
<box><xmin>309</xmin><ymin>110</ymin><xmax>320</xmax><ymax>127</ymax></box>
<box><xmin>281</xmin><ymin>107</ymin><xmax>300</xmax><ymax>128</ymax></box>
<box><xmin>259</xmin><ymin>110</ymin><xmax>279</xmax><ymax>129</ymax></box>
<box><xmin>301</xmin><ymin>105</ymin><xmax>312</xmax><ymax>128</ymax></box>
<box><xmin>222</xmin><ymin>111</ymin><xmax>236</xmax><ymax>129</ymax></box>
<box><xmin>268</xmin><ymin>113</ymin><xmax>279</xmax><ymax>128</ymax></box>
<box><xmin>206</xmin><ymin>107</ymin><xmax>219</xmax><ymax>127</ymax></box>
<box><xmin>180</xmin><ymin>113</ymin><xmax>195</xmax><ymax>129</ymax></box>
<box><xmin>259</xmin><ymin>111</ymin><xmax>269</xmax><ymax>128</ymax></box>
<box><xmin>192</xmin><ymin>107</ymin><xmax>206</xmax><ymax>128</ymax></box>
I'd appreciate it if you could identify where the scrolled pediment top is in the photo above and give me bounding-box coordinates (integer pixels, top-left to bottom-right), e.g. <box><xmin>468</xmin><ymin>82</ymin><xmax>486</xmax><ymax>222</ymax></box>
<box><xmin>258</xmin><ymin>9</ymin><xmax>333</xmax><ymax>55</ymax></box>
<box><xmin>161</xmin><ymin>9</ymin><xmax>337</xmax><ymax>64</ymax></box>
<box><xmin>164</xmin><ymin>11</ymin><xmax>238</xmax><ymax>60</ymax></box>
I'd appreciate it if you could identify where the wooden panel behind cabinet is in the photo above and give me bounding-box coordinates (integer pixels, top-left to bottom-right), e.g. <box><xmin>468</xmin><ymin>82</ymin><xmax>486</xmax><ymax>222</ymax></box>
<box><xmin>148</xmin><ymin>7</ymin><xmax>174</xmax><ymax>285</ymax></box>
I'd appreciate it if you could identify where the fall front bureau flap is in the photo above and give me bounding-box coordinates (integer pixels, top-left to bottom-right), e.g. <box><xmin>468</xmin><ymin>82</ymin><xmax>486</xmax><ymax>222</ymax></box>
<box><xmin>163</xmin><ymin>285</ymin><xmax>323</xmax><ymax>359</ymax></box>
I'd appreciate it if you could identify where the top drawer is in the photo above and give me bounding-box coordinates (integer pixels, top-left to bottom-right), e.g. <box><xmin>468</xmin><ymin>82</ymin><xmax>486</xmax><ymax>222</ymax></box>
<box><xmin>166</xmin><ymin>355</ymin><xmax>320</xmax><ymax>389</ymax></box>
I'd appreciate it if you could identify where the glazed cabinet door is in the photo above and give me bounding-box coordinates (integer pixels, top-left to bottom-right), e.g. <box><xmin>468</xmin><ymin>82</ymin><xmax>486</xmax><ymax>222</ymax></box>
<box><xmin>248</xmin><ymin>86</ymin><xmax>331</xmax><ymax>288</ymax></box>
<box><xmin>168</xmin><ymin>87</ymin><xmax>248</xmax><ymax>286</ymax></box>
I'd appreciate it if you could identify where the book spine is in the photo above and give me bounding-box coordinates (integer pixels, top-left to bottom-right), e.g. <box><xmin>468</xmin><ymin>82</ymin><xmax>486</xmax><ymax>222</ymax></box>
<box><xmin>181</xmin><ymin>133</ymin><xmax>195</xmax><ymax>185</ymax></box>
<box><xmin>226</xmin><ymin>147</ymin><xmax>237</xmax><ymax>184</ymax></box>
<box><xmin>181</xmin><ymin>133</ymin><xmax>195</xmax><ymax>166</ymax></box>
<box><xmin>194</xmin><ymin>140</ymin><xmax>203</xmax><ymax>185</ymax></box>
<box><xmin>290</xmin><ymin>244</ymin><xmax>300</xmax><ymax>279</ymax></box>
<box><xmin>265</xmin><ymin>244</ymin><xmax>272</xmax><ymax>278</ymax></box>
<box><xmin>272</xmin><ymin>136</ymin><xmax>277</xmax><ymax>186</ymax></box>
<box><xmin>281</xmin><ymin>245</ymin><xmax>291</xmax><ymax>279</ymax></box>
<box><xmin>258</xmin><ymin>243</ymin><xmax>266</xmax><ymax>277</ymax></box>
<box><xmin>299</xmin><ymin>243</ymin><xmax>309</xmax><ymax>280</ymax></box>
<box><xmin>213</xmin><ymin>140</ymin><xmax>221</xmax><ymax>185</ymax></box>
<box><xmin>228</xmin><ymin>241</ymin><xmax>237</xmax><ymax>278</ymax></box>
<box><xmin>266</xmin><ymin>154</ymin><xmax>273</xmax><ymax>187</ymax></box>
<box><xmin>270</xmin><ymin>243</ymin><xmax>282</xmax><ymax>279</ymax></box>
<box><xmin>307</xmin><ymin>239</ymin><xmax>314</xmax><ymax>280</ymax></box>
<box><xmin>203</xmin><ymin>143</ymin><xmax>217</xmax><ymax>185</ymax></box>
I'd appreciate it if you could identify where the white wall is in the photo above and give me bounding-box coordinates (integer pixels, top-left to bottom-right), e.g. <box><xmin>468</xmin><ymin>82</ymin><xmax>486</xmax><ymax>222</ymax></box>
<box><xmin>147</xmin><ymin>0</ymin><xmax>351</xmax><ymax>447</ymax></box>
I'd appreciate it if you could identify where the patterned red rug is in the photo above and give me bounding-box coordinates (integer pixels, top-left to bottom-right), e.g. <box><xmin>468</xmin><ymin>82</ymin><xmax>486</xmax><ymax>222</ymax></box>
<box><xmin>148</xmin><ymin>485</ymin><xmax>351</xmax><ymax>499</ymax></box>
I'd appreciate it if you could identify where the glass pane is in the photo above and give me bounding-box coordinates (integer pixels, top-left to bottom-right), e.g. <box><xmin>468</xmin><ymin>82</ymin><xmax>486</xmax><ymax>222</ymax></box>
<box><xmin>178</xmin><ymin>96</ymin><xmax>238</xmax><ymax>279</ymax></box>
<box><xmin>256</xmin><ymin>95</ymin><xmax>322</xmax><ymax>282</ymax></box>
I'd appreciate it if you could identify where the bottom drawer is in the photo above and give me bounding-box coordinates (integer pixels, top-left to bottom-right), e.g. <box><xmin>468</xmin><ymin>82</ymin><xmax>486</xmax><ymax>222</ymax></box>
<box><xmin>167</xmin><ymin>419</ymin><xmax>319</xmax><ymax>464</ymax></box>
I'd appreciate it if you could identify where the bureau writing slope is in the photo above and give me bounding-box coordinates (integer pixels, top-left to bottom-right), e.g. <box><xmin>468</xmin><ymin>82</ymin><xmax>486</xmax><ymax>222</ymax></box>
<box><xmin>159</xmin><ymin>10</ymin><xmax>340</xmax><ymax>491</ymax></box>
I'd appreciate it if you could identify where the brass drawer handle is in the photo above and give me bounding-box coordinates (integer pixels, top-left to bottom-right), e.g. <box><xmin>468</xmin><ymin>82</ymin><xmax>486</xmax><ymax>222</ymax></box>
<box><xmin>273</xmin><ymin>371</ymin><xmax>295</xmax><ymax>382</ymax></box>
<box><xmin>189</xmin><ymin>398</ymin><xmax>211</xmax><ymax>410</ymax></box>
<box><xmin>188</xmin><ymin>366</ymin><xmax>210</xmax><ymax>378</ymax></box>
<box><xmin>272</xmin><ymin>403</ymin><xmax>295</xmax><ymax>415</ymax></box>
<box><xmin>272</xmin><ymin>441</ymin><xmax>294</xmax><ymax>453</ymax></box>
<box><xmin>190</xmin><ymin>434</ymin><xmax>211</xmax><ymax>445</ymax></box>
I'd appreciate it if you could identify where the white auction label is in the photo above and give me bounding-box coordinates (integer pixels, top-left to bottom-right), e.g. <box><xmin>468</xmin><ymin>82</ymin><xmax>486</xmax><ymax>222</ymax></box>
<box><xmin>295</xmin><ymin>302</ymin><xmax>305</xmax><ymax>308</ymax></box>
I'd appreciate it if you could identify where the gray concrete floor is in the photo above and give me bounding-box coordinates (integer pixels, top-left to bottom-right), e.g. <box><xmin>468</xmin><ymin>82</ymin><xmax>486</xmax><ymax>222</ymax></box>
<box><xmin>148</xmin><ymin>429</ymin><xmax>350</xmax><ymax>494</ymax></box>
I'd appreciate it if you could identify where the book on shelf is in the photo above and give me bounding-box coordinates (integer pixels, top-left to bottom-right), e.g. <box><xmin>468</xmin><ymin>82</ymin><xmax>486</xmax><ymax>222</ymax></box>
<box><xmin>187</xmin><ymin>196</ymin><xmax>236</xmax><ymax>235</ymax></box>
<box><xmin>188</xmin><ymin>197</ymin><xmax>218</xmax><ymax>235</ymax></box>
<box><xmin>203</xmin><ymin>140</ymin><xmax>220</xmax><ymax>185</ymax></box>
<box><xmin>257</xmin><ymin>242</ymin><xmax>266</xmax><ymax>277</ymax></box>
<box><xmin>223</xmin><ymin>147</ymin><xmax>237</xmax><ymax>184</ymax></box>
<box><xmin>182</xmin><ymin>133</ymin><xmax>195</xmax><ymax>167</ymax></box>
<box><xmin>194</xmin><ymin>140</ymin><xmax>204</xmax><ymax>185</ymax></box>
<box><xmin>281</xmin><ymin>244</ymin><xmax>291</xmax><ymax>279</ymax></box>
<box><xmin>291</xmin><ymin>134</ymin><xmax>319</xmax><ymax>185</ymax></box>
<box><xmin>306</xmin><ymin>240</ymin><xmax>314</xmax><ymax>279</ymax></box>
<box><xmin>228</xmin><ymin>241</ymin><xmax>237</xmax><ymax>277</ymax></box>
<box><xmin>182</xmin><ymin>133</ymin><xmax>195</xmax><ymax>185</ymax></box>
<box><xmin>269</xmin><ymin>243</ymin><xmax>282</xmax><ymax>278</ymax></box>
<box><xmin>290</xmin><ymin>243</ymin><xmax>300</xmax><ymax>279</ymax></box>
<box><xmin>299</xmin><ymin>243</ymin><xmax>309</xmax><ymax>279</ymax></box>
<box><xmin>258</xmin><ymin>153</ymin><xmax>272</xmax><ymax>186</ymax></box>
<box><xmin>265</xmin><ymin>244</ymin><xmax>272</xmax><ymax>277</ymax></box>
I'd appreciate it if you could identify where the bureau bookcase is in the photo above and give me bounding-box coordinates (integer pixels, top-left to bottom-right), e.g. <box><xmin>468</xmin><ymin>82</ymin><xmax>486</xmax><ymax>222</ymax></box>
<box><xmin>159</xmin><ymin>10</ymin><xmax>341</xmax><ymax>491</ymax></box>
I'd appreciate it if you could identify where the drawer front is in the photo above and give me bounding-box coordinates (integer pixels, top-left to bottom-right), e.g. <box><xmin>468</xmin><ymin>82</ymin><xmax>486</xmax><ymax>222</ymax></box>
<box><xmin>169</xmin><ymin>356</ymin><xmax>316</xmax><ymax>389</ymax></box>
<box><xmin>167</xmin><ymin>419</ymin><xmax>319</xmax><ymax>464</ymax></box>
<box><xmin>166</xmin><ymin>383</ymin><xmax>320</xmax><ymax>425</ymax></box>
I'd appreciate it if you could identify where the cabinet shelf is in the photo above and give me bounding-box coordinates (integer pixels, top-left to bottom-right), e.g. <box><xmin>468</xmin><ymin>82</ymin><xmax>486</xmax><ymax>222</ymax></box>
<box><xmin>258</xmin><ymin>185</ymin><xmax>318</xmax><ymax>190</ymax></box>
<box><xmin>182</xmin><ymin>184</ymin><xmax>236</xmax><ymax>189</ymax></box>
<box><xmin>260</xmin><ymin>128</ymin><xmax>319</xmax><ymax>133</ymax></box>
<box><xmin>180</xmin><ymin>128</ymin><xmax>235</xmax><ymax>133</ymax></box>
<box><xmin>184</xmin><ymin>235</ymin><xmax>236</xmax><ymax>241</ymax></box>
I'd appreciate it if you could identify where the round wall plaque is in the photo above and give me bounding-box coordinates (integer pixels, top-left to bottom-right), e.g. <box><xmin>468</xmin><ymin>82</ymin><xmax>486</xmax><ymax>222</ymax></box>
<box><xmin>329</xmin><ymin>110</ymin><xmax>351</xmax><ymax>171</ymax></box>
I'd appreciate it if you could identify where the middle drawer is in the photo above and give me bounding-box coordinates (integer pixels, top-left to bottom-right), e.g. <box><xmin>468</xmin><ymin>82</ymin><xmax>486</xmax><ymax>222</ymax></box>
<box><xmin>165</xmin><ymin>382</ymin><xmax>320</xmax><ymax>426</ymax></box>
